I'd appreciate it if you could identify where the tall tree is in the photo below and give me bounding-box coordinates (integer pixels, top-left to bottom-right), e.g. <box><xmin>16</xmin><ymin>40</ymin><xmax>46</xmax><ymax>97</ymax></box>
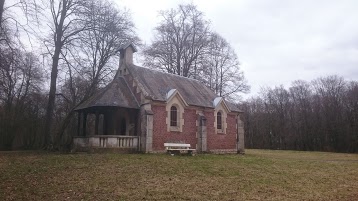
<box><xmin>0</xmin><ymin>48</ymin><xmax>44</xmax><ymax>149</ymax></box>
<box><xmin>54</xmin><ymin>0</ymin><xmax>138</xmax><ymax>148</ymax></box>
<box><xmin>41</xmin><ymin>0</ymin><xmax>89</xmax><ymax>149</ymax></box>
<box><xmin>75</xmin><ymin>0</ymin><xmax>138</xmax><ymax>98</ymax></box>
<box><xmin>143</xmin><ymin>4</ymin><xmax>210</xmax><ymax>77</ymax></box>
<box><xmin>203</xmin><ymin>33</ymin><xmax>249</xmax><ymax>99</ymax></box>
<box><xmin>0</xmin><ymin>0</ymin><xmax>4</xmax><ymax>28</ymax></box>
<box><xmin>143</xmin><ymin>4</ymin><xmax>249</xmax><ymax>100</ymax></box>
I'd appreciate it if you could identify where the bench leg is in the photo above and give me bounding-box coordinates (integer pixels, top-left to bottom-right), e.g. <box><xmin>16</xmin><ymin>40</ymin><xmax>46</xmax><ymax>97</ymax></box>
<box><xmin>168</xmin><ymin>150</ymin><xmax>180</xmax><ymax>155</ymax></box>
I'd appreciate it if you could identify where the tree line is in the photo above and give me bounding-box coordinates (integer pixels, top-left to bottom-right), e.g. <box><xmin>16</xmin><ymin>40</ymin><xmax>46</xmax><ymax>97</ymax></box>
<box><xmin>0</xmin><ymin>0</ymin><xmax>138</xmax><ymax>150</ymax></box>
<box><xmin>0</xmin><ymin>2</ymin><xmax>248</xmax><ymax>150</ymax></box>
<box><xmin>241</xmin><ymin>76</ymin><xmax>358</xmax><ymax>153</ymax></box>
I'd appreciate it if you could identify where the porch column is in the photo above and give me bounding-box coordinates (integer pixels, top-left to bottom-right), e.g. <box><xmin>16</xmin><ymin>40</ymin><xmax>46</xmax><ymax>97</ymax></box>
<box><xmin>77</xmin><ymin>112</ymin><xmax>81</xmax><ymax>136</ymax></box>
<box><xmin>103</xmin><ymin>112</ymin><xmax>108</xmax><ymax>135</ymax></box>
<box><xmin>83</xmin><ymin>112</ymin><xmax>87</xmax><ymax>136</ymax></box>
<box><xmin>95</xmin><ymin>111</ymin><xmax>99</xmax><ymax>135</ymax></box>
<box><xmin>113</xmin><ymin>111</ymin><xmax>117</xmax><ymax>135</ymax></box>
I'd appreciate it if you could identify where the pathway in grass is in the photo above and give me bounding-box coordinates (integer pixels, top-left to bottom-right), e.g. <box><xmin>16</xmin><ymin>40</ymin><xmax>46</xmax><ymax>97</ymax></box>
<box><xmin>0</xmin><ymin>150</ymin><xmax>357</xmax><ymax>200</ymax></box>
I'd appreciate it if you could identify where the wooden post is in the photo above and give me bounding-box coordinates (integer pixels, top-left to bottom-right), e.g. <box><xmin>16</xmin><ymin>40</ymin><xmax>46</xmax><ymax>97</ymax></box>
<box><xmin>77</xmin><ymin>112</ymin><xmax>81</xmax><ymax>136</ymax></box>
<box><xmin>95</xmin><ymin>111</ymin><xmax>99</xmax><ymax>135</ymax></box>
<box><xmin>113</xmin><ymin>111</ymin><xmax>117</xmax><ymax>135</ymax></box>
<box><xmin>103</xmin><ymin>112</ymin><xmax>107</xmax><ymax>135</ymax></box>
<box><xmin>83</xmin><ymin>112</ymin><xmax>87</xmax><ymax>136</ymax></box>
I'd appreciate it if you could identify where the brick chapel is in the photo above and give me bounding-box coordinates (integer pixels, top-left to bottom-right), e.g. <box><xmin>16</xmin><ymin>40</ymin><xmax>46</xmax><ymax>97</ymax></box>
<box><xmin>73</xmin><ymin>43</ymin><xmax>245</xmax><ymax>153</ymax></box>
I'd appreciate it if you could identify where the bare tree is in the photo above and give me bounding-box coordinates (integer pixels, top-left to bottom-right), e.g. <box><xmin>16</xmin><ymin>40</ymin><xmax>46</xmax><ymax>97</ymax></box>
<box><xmin>203</xmin><ymin>33</ymin><xmax>249</xmax><ymax>99</ymax></box>
<box><xmin>75</xmin><ymin>0</ymin><xmax>138</xmax><ymax>98</ymax></box>
<box><xmin>37</xmin><ymin>0</ymin><xmax>90</xmax><ymax>149</ymax></box>
<box><xmin>0</xmin><ymin>0</ymin><xmax>4</xmax><ymax>28</ymax></box>
<box><xmin>53</xmin><ymin>0</ymin><xmax>138</xmax><ymax>149</ymax></box>
<box><xmin>143</xmin><ymin>4</ymin><xmax>210</xmax><ymax>77</ymax></box>
<box><xmin>312</xmin><ymin>75</ymin><xmax>346</xmax><ymax>151</ymax></box>
<box><xmin>344</xmin><ymin>81</ymin><xmax>358</xmax><ymax>152</ymax></box>
<box><xmin>143</xmin><ymin>4</ymin><xmax>249</xmax><ymax>100</ymax></box>
<box><xmin>289</xmin><ymin>80</ymin><xmax>314</xmax><ymax>150</ymax></box>
<box><xmin>0</xmin><ymin>48</ymin><xmax>44</xmax><ymax>150</ymax></box>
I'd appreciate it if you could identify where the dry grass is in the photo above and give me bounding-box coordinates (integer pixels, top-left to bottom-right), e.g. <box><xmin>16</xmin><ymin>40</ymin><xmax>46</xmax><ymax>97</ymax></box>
<box><xmin>0</xmin><ymin>149</ymin><xmax>357</xmax><ymax>200</ymax></box>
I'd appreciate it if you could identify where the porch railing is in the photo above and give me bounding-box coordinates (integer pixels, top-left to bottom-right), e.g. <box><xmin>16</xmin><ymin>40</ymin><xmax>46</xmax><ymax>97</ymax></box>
<box><xmin>73</xmin><ymin>135</ymin><xmax>140</xmax><ymax>150</ymax></box>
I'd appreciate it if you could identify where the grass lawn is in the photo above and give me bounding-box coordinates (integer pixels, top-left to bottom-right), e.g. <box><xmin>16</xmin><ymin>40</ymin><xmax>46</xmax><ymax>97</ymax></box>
<box><xmin>0</xmin><ymin>149</ymin><xmax>357</xmax><ymax>200</ymax></box>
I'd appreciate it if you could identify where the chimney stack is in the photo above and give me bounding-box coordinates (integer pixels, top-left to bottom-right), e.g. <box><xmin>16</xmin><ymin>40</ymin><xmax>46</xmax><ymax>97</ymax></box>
<box><xmin>119</xmin><ymin>43</ymin><xmax>137</xmax><ymax>65</ymax></box>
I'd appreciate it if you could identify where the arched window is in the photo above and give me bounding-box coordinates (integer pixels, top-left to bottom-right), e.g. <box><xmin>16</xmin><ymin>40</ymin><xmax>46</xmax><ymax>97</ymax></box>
<box><xmin>170</xmin><ymin>106</ymin><xmax>178</xmax><ymax>126</ymax></box>
<box><xmin>217</xmin><ymin>112</ymin><xmax>222</xmax><ymax>129</ymax></box>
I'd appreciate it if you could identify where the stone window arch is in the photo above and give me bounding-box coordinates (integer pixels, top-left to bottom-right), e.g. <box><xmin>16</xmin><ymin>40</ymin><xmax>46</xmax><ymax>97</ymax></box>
<box><xmin>215</xmin><ymin>109</ymin><xmax>226</xmax><ymax>134</ymax></box>
<box><xmin>170</xmin><ymin>105</ymin><xmax>178</xmax><ymax>127</ymax></box>
<box><xmin>166</xmin><ymin>89</ymin><xmax>187</xmax><ymax>132</ymax></box>
<box><xmin>217</xmin><ymin>111</ymin><xmax>222</xmax><ymax>130</ymax></box>
<box><xmin>167</xmin><ymin>103</ymin><xmax>183</xmax><ymax>132</ymax></box>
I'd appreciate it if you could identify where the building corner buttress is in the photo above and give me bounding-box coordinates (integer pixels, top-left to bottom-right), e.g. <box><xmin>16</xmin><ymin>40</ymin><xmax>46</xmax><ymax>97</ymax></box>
<box><xmin>237</xmin><ymin>114</ymin><xmax>245</xmax><ymax>154</ymax></box>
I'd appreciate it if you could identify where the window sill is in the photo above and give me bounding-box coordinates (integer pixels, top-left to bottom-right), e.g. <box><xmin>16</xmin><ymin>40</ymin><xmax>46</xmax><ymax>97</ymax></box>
<box><xmin>217</xmin><ymin>130</ymin><xmax>226</xmax><ymax>135</ymax></box>
<box><xmin>170</xmin><ymin>126</ymin><xmax>181</xmax><ymax>132</ymax></box>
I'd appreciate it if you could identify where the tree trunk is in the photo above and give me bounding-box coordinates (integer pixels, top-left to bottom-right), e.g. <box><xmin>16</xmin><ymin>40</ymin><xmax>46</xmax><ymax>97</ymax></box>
<box><xmin>0</xmin><ymin>0</ymin><xmax>5</xmax><ymax>28</ymax></box>
<box><xmin>44</xmin><ymin>46</ymin><xmax>61</xmax><ymax>149</ymax></box>
<box><xmin>43</xmin><ymin>0</ymin><xmax>68</xmax><ymax>149</ymax></box>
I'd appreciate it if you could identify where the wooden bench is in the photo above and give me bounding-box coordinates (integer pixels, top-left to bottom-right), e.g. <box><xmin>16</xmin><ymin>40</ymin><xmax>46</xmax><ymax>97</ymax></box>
<box><xmin>164</xmin><ymin>143</ymin><xmax>196</xmax><ymax>155</ymax></box>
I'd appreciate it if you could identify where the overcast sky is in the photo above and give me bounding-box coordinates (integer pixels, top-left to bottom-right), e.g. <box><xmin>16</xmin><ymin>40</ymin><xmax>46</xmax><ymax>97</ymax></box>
<box><xmin>114</xmin><ymin>0</ymin><xmax>358</xmax><ymax>98</ymax></box>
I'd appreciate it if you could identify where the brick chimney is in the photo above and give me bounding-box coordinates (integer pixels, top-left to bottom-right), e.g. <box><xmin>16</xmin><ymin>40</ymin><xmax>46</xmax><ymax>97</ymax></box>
<box><xmin>119</xmin><ymin>43</ymin><xmax>137</xmax><ymax>65</ymax></box>
<box><xmin>117</xmin><ymin>43</ymin><xmax>137</xmax><ymax>76</ymax></box>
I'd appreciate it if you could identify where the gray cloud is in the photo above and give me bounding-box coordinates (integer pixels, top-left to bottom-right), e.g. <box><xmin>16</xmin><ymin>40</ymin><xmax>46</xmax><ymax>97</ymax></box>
<box><xmin>116</xmin><ymin>0</ymin><xmax>358</xmax><ymax>98</ymax></box>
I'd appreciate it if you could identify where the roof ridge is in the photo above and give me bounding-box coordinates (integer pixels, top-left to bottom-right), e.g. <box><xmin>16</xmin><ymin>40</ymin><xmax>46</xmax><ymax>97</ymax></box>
<box><xmin>130</xmin><ymin>64</ymin><xmax>207</xmax><ymax>84</ymax></box>
<box><xmin>119</xmin><ymin>76</ymin><xmax>140</xmax><ymax>107</ymax></box>
<box><xmin>126</xmin><ymin>64</ymin><xmax>152</xmax><ymax>98</ymax></box>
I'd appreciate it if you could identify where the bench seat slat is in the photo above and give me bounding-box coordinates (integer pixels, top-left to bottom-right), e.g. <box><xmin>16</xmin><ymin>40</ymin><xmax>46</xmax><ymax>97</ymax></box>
<box><xmin>164</xmin><ymin>143</ymin><xmax>191</xmax><ymax>148</ymax></box>
<box><xmin>167</xmin><ymin>148</ymin><xmax>196</xmax><ymax>151</ymax></box>
<box><xmin>164</xmin><ymin>143</ymin><xmax>195</xmax><ymax>155</ymax></box>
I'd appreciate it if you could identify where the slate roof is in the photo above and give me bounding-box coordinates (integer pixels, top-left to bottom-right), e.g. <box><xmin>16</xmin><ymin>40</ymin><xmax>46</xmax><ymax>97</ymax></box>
<box><xmin>127</xmin><ymin>64</ymin><xmax>242</xmax><ymax>112</ymax></box>
<box><xmin>75</xmin><ymin>63</ymin><xmax>241</xmax><ymax>113</ymax></box>
<box><xmin>75</xmin><ymin>76</ymin><xmax>139</xmax><ymax>111</ymax></box>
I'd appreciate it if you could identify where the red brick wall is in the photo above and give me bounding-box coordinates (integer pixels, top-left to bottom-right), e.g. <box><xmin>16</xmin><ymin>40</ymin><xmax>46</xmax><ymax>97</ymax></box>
<box><xmin>151</xmin><ymin>103</ymin><xmax>237</xmax><ymax>151</ymax></box>
<box><xmin>152</xmin><ymin>104</ymin><xmax>198</xmax><ymax>151</ymax></box>
<box><xmin>204</xmin><ymin>111</ymin><xmax>237</xmax><ymax>150</ymax></box>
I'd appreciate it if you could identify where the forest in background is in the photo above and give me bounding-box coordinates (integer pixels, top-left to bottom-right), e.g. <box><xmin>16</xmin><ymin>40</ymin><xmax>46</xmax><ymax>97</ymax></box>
<box><xmin>242</xmin><ymin>76</ymin><xmax>358</xmax><ymax>153</ymax></box>
<box><xmin>0</xmin><ymin>0</ymin><xmax>357</xmax><ymax>152</ymax></box>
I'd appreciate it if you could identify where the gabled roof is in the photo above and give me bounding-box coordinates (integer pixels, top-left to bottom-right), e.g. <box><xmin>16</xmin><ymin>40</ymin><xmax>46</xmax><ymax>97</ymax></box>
<box><xmin>166</xmin><ymin>89</ymin><xmax>189</xmax><ymax>107</ymax></box>
<box><xmin>127</xmin><ymin>64</ymin><xmax>242</xmax><ymax>112</ymax></box>
<box><xmin>119</xmin><ymin>42</ymin><xmax>137</xmax><ymax>52</ymax></box>
<box><xmin>74</xmin><ymin>41</ymin><xmax>242</xmax><ymax>113</ymax></box>
<box><xmin>75</xmin><ymin>76</ymin><xmax>139</xmax><ymax>111</ymax></box>
<box><xmin>213</xmin><ymin>97</ymin><xmax>231</xmax><ymax>113</ymax></box>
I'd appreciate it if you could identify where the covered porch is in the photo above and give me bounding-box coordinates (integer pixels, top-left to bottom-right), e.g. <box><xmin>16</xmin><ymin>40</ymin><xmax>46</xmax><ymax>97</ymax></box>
<box><xmin>72</xmin><ymin>76</ymin><xmax>141</xmax><ymax>152</ymax></box>
<box><xmin>73</xmin><ymin>106</ymin><xmax>140</xmax><ymax>151</ymax></box>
